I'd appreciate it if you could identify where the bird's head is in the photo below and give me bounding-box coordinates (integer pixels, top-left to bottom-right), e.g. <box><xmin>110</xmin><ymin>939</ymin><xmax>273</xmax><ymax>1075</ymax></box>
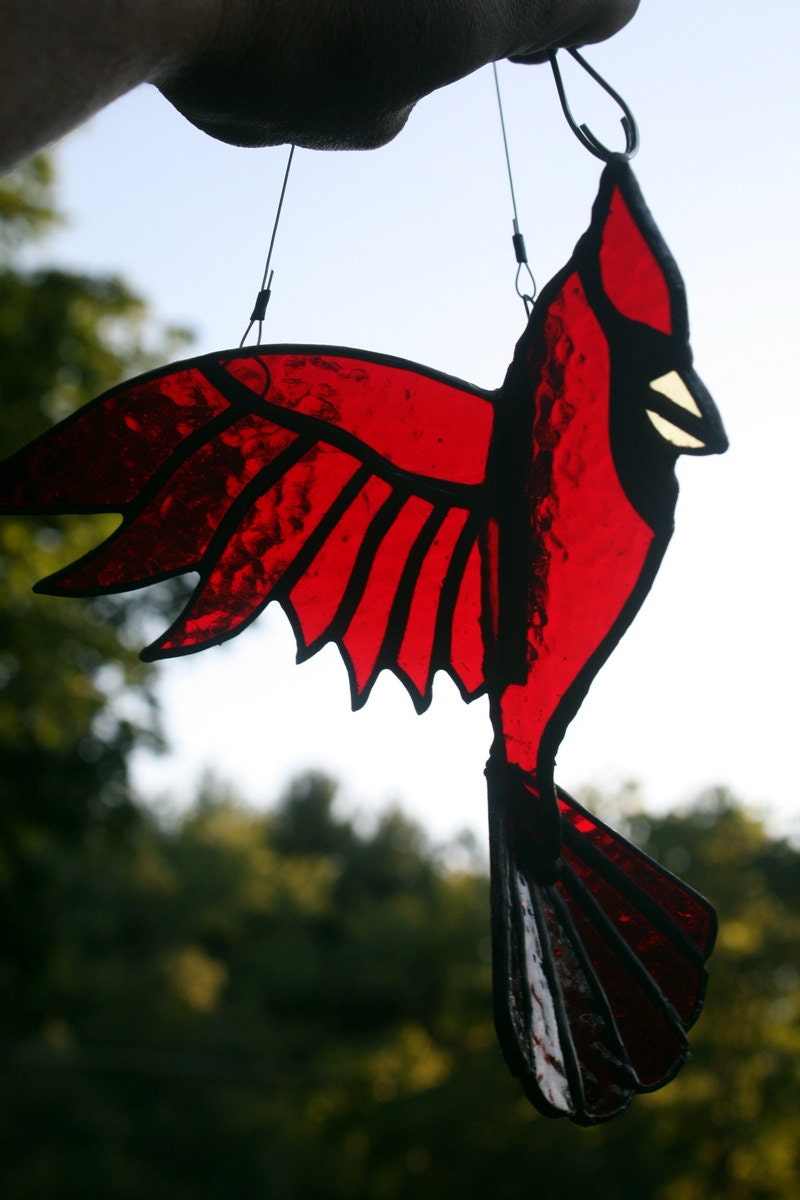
<box><xmin>578</xmin><ymin>159</ymin><xmax>728</xmax><ymax>528</ymax></box>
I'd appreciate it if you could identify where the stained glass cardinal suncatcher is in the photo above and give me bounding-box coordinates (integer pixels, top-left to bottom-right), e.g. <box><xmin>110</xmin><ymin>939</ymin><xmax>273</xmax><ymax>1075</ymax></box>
<box><xmin>0</xmin><ymin>158</ymin><xmax>727</xmax><ymax>1124</ymax></box>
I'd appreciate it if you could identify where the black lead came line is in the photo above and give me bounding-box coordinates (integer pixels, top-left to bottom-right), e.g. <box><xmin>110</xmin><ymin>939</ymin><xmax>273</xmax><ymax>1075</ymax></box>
<box><xmin>559</xmin><ymin>817</ymin><xmax>711</xmax><ymax>969</ymax></box>
<box><xmin>557</xmin><ymin>858</ymin><xmax>694</xmax><ymax>1049</ymax></box>
<box><xmin>201</xmin><ymin>359</ymin><xmax>492</xmax><ymax>515</ymax></box>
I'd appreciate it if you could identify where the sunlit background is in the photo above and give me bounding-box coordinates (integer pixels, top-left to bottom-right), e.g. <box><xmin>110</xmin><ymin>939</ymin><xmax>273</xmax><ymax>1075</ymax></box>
<box><xmin>29</xmin><ymin>0</ymin><xmax>800</xmax><ymax>843</ymax></box>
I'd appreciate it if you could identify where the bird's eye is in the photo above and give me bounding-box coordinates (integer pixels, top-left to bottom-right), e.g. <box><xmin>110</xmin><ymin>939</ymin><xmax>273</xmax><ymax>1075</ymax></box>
<box><xmin>646</xmin><ymin>370</ymin><xmax>705</xmax><ymax>449</ymax></box>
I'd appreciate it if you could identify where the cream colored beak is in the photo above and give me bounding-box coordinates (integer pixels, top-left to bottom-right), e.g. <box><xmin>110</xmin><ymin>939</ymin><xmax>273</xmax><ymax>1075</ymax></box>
<box><xmin>646</xmin><ymin>370</ymin><xmax>706</xmax><ymax>450</ymax></box>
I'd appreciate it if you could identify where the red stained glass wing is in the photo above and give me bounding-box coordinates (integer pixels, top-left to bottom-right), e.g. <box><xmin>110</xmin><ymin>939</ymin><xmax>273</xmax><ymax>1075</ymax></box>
<box><xmin>45</xmin><ymin>415</ymin><xmax>299</xmax><ymax>592</ymax></box>
<box><xmin>395</xmin><ymin>508</ymin><xmax>485</xmax><ymax>705</ymax></box>
<box><xmin>0</xmin><ymin>366</ymin><xmax>231</xmax><ymax>511</ymax></box>
<box><xmin>0</xmin><ymin>347</ymin><xmax>494</xmax><ymax>709</ymax></box>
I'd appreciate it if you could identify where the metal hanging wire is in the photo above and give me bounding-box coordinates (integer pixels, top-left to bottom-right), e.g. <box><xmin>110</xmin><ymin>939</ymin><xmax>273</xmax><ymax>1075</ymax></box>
<box><xmin>492</xmin><ymin>63</ymin><xmax>537</xmax><ymax>316</ymax></box>
<box><xmin>549</xmin><ymin>48</ymin><xmax>639</xmax><ymax>162</ymax></box>
<box><xmin>240</xmin><ymin>144</ymin><xmax>296</xmax><ymax>347</ymax></box>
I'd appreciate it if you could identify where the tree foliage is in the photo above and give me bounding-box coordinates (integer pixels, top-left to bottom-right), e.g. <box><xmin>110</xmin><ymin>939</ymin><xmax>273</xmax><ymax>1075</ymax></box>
<box><xmin>3</xmin><ymin>772</ymin><xmax>800</xmax><ymax>1199</ymax></box>
<box><xmin>0</xmin><ymin>156</ymin><xmax>187</xmax><ymax>1042</ymax></box>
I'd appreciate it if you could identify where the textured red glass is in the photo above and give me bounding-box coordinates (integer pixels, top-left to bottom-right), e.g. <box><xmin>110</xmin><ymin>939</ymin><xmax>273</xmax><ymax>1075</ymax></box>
<box><xmin>341</xmin><ymin>494</ymin><xmax>435</xmax><ymax>700</ymax></box>
<box><xmin>448</xmin><ymin>539</ymin><xmax>485</xmax><ymax>699</ymax></box>
<box><xmin>556</xmin><ymin>882</ymin><xmax>685</xmax><ymax>1088</ymax></box>
<box><xmin>537</xmin><ymin>886</ymin><xmax>632</xmax><ymax>1121</ymax></box>
<box><xmin>53</xmin><ymin>416</ymin><xmax>298</xmax><ymax>592</ymax></box>
<box><xmin>396</xmin><ymin>507</ymin><xmax>471</xmax><ymax>703</ymax></box>
<box><xmin>599</xmin><ymin>185</ymin><xmax>673</xmax><ymax>334</ymax></box>
<box><xmin>287</xmin><ymin>474</ymin><xmax>393</xmax><ymax>652</ymax></box>
<box><xmin>0</xmin><ymin>160</ymin><xmax>727</xmax><ymax>1125</ymax></box>
<box><xmin>224</xmin><ymin>352</ymin><xmax>493</xmax><ymax>484</ymax></box>
<box><xmin>498</xmin><ymin>273</ymin><xmax>654</xmax><ymax>773</ymax></box>
<box><xmin>559</xmin><ymin>794</ymin><xmax>715</xmax><ymax>954</ymax></box>
<box><xmin>559</xmin><ymin>858</ymin><xmax>704</xmax><ymax>1025</ymax></box>
<box><xmin>159</xmin><ymin>442</ymin><xmax>363</xmax><ymax>653</ymax></box>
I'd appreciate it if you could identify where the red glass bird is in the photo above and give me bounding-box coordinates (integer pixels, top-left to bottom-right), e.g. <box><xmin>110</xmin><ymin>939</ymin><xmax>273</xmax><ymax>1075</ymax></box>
<box><xmin>0</xmin><ymin>159</ymin><xmax>727</xmax><ymax>1123</ymax></box>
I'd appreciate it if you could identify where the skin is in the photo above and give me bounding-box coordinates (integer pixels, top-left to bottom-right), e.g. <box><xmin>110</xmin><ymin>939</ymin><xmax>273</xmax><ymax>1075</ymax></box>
<box><xmin>0</xmin><ymin>1</ymin><xmax>638</xmax><ymax>172</ymax></box>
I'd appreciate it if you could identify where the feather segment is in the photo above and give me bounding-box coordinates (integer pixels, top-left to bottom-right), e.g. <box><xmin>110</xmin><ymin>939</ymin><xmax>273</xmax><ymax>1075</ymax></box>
<box><xmin>490</xmin><ymin>780</ymin><xmax>715</xmax><ymax>1124</ymax></box>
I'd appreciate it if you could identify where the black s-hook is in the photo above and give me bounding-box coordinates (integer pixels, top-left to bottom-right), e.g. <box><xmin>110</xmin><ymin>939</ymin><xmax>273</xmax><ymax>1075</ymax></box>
<box><xmin>549</xmin><ymin>48</ymin><xmax>639</xmax><ymax>162</ymax></box>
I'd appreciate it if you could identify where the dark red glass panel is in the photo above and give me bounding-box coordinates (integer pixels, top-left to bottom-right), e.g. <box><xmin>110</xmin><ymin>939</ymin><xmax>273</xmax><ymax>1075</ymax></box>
<box><xmin>48</xmin><ymin>416</ymin><xmax>297</xmax><ymax>592</ymax></box>
<box><xmin>560</xmin><ymin>850</ymin><xmax>703</xmax><ymax>1025</ymax></box>
<box><xmin>0</xmin><ymin>368</ymin><xmax>230</xmax><ymax>510</ymax></box>
<box><xmin>556</xmin><ymin>877</ymin><xmax>685</xmax><ymax>1089</ymax></box>
<box><xmin>559</xmin><ymin>794</ymin><xmax>715</xmax><ymax>954</ymax></box>
<box><xmin>538</xmin><ymin>886</ymin><xmax>633</xmax><ymax>1121</ymax></box>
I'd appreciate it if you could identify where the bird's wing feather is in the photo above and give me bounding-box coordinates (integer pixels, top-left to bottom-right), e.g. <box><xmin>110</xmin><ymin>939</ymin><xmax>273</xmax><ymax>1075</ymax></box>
<box><xmin>0</xmin><ymin>346</ymin><xmax>496</xmax><ymax>711</ymax></box>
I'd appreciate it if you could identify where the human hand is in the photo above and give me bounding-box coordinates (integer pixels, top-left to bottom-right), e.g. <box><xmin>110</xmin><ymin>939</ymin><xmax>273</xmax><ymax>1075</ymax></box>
<box><xmin>157</xmin><ymin>0</ymin><xmax>640</xmax><ymax>151</ymax></box>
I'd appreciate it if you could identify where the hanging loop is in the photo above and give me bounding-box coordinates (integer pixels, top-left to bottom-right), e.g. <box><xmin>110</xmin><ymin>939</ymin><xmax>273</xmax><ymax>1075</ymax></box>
<box><xmin>515</xmin><ymin>264</ymin><xmax>535</xmax><ymax>316</ymax></box>
<box><xmin>549</xmin><ymin>48</ymin><xmax>639</xmax><ymax>162</ymax></box>
<box><xmin>511</xmin><ymin>220</ymin><xmax>536</xmax><ymax>315</ymax></box>
<box><xmin>492</xmin><ymin>63</ymin><xmax>538</xmax><ymax>318</ymax></box>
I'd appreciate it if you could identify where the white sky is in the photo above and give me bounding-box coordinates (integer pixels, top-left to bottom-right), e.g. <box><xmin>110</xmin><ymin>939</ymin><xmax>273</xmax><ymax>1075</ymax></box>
<box><xmin>26</xmin><ymin>1</ymin><xmax>800</xmax><ymax>842</ymax></box>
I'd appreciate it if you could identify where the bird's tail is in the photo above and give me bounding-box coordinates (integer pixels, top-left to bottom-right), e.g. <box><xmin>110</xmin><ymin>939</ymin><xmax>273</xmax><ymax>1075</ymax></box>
<box><xmin>488</xmin><ymin>766</ymin><xmax>715</xmax><ymax>1125</ymax></box>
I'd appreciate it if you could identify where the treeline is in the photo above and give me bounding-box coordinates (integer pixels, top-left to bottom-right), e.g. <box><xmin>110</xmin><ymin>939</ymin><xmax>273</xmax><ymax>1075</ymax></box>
<box><xmin>3</xmin><ymin>771</ymin><xmax>800</xmax><ymax>1200</ymax></box>
<box><xmin>2</xmin><ymin>158</ymin><xmax>800</xmax><ymax>1199</ymax></box>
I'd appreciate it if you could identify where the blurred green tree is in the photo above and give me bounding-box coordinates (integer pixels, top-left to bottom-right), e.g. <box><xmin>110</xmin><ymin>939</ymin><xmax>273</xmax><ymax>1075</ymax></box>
<box><xmin>0</xmin><ymin>154</ymin><xmax>188</xmax><ymax>1036</ymax></box>
<box><xmin>3</xmin><ymin>770</ymin><xmax>800</xmax><ymax>1199</ymax></box>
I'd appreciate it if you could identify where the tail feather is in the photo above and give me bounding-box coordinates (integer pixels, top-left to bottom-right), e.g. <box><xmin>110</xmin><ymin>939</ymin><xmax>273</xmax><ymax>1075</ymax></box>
<box><xmin>489</xmin><ymin>778</ymin><xmax>715</xmax><ymax>1125</ymax></box>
